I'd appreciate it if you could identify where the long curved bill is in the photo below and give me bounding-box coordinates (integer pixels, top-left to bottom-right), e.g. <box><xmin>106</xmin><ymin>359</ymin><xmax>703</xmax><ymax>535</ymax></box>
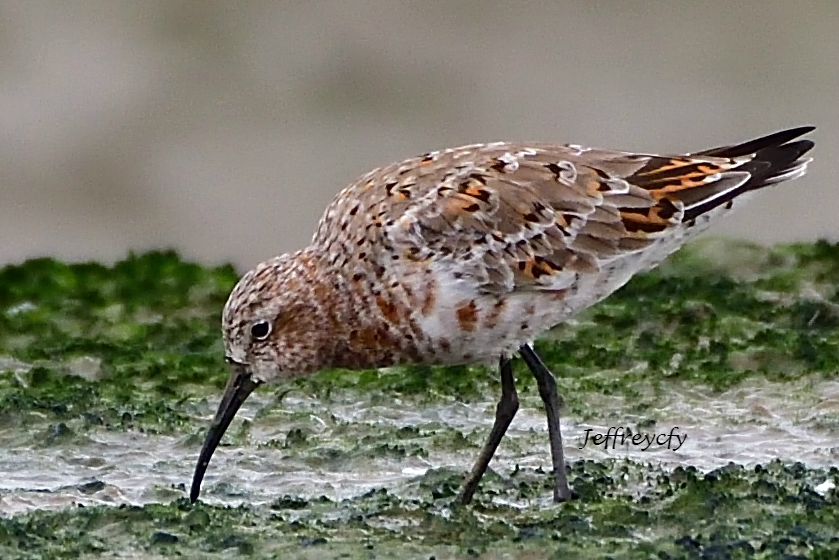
<box><xmin>189</xmin><ymin>361</ymin><xmax>259</xmax><ymax>503</ymax></box>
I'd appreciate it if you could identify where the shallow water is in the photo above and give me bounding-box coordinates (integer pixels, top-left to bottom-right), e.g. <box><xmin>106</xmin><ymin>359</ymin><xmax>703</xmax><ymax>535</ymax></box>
<box><xmin>2</xmin><ymin>376</ymin><xmax>836</xmax><ymax>515</ymax></box>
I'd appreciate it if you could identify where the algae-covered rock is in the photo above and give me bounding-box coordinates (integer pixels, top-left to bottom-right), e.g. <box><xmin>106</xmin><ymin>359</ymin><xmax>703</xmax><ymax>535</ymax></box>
<box><xmin>0</xmin><ymin>241</ymin><xmax>838</xmax><ymax>559</ymax></box>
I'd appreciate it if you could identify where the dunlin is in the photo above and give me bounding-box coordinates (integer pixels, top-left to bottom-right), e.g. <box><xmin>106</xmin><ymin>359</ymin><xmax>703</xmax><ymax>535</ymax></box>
<box><xmin>190</xmin><ymin>126</ymin><xmax>815</xmax><ymax>504</ymax></box>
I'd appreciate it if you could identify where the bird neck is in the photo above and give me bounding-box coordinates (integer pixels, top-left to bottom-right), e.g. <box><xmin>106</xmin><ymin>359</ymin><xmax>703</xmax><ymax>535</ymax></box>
<box><xmin>300</xmin><ymin>246</ymin><xmax>423</xmax><ymax>371</ymax></box>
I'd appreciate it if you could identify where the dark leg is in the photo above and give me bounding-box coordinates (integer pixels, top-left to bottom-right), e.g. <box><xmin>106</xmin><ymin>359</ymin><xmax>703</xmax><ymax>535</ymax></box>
<box><xmin>458</xmin><ymin>356</ymin><xmax>519</xmax><ymax>505</ymax></box>
<box><xmin>519</xmin><ymin>343</ymin><xmax>573</xmax><ymax>502</ymax></box>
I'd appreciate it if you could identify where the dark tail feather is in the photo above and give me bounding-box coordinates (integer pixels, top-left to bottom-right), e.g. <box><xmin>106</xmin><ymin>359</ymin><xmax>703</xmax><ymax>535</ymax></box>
<box><xmin>683</xmin><ymin>126</ymin><xmax>815</xmax><ymax>221</ymax></box>
<box><xmin>692</xmin><ymin>126</ymin><xmax>815</xmax><ymax>158</ymax></box>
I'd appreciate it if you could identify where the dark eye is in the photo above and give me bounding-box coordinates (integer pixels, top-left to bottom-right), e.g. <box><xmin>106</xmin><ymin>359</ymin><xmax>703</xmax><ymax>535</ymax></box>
<box><xmin>250</xmin><ymin>321</ymin><xmax>271</xmax><ymax>340</ymax></box>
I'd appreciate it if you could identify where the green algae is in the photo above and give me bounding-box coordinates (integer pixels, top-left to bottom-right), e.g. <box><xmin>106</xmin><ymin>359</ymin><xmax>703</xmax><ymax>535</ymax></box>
<box><xmin>1</xmin><ymin>461</ymin><xmax>837</xmax><ymax>559</ymax></box>
<box><xmin>1</xmin><ymin>240</ymin><xmax>839</xmax><ymax>558</ymax></box>
<box><xmin>0</xmin><ymin>252</ymin><xmax>237</xmax><ymax>435</ymax></box>
<box><xmin>2</xmin><ymin>241</ymin><xmax>839</xmax><ymax>426</ymax></box>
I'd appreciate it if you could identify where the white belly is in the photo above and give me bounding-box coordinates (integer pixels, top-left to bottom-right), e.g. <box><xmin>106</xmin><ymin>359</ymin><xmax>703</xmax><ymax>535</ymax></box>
<box><xmin>414</xmin><ymin>201</ymin><xmax>732</xmax><ymax>365</ymax></box>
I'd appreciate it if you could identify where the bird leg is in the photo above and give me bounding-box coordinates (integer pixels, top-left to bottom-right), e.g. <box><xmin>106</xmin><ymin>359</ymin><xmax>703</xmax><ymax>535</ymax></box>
<box><xmin>458</xmin><ymin>356</ymin><xmax>519</xmax><ymax>504</ymax></box>
<box><xmin>519</xmin><ymin>343</ymin><xmax>573</xmax><ymax>502</ymax></box>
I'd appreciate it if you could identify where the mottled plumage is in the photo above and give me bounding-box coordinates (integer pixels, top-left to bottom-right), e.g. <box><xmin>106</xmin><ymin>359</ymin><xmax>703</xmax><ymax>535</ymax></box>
<box><xmin>191</xmin><ymin>126</ymin><xmax>815</xmax><ymax>505</ymax></box>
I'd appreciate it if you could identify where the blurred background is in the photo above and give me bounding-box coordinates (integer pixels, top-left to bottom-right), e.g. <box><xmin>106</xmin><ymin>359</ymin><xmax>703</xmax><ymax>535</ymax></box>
<box><xmin>1</xmin><ymin>1</ymin><xmax>836</xmax><ymax>271</ymax></box>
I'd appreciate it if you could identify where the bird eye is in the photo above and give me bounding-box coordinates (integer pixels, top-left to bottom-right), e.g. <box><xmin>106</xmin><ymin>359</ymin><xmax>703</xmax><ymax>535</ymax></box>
<box><xmin>250</xmin><ymin>321</ymin><xmax>271</xmax><ymax>340</ymax></box>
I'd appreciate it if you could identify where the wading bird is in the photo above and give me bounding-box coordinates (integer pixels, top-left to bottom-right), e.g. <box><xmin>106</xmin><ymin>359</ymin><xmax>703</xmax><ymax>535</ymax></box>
<box><xmin>190</xmin><ymin>126</ymin><xmax>814</xmax><ymax>504</ymax></box>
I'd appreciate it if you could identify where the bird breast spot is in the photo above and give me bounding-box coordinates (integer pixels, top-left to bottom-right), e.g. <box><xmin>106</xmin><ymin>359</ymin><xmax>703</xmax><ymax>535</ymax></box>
<box><xmin>455</xmin><ymin>299</ymin><xmax>479</xmax><ymax>332</ymax></box>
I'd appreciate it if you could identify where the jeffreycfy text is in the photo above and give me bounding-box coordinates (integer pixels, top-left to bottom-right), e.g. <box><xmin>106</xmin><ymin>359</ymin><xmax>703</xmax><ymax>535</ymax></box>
<box><xmin>578</xmin><ymin>427</ymin><xmax>687</xmax><ymax>451</ymax></box>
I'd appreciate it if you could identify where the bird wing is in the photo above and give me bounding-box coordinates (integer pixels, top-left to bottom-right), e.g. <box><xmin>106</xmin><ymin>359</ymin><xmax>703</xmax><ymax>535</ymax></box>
<box><xmin>318</xmin><ymin>127</ymin><xmax>814</xmax><ymax>295</ymax></box>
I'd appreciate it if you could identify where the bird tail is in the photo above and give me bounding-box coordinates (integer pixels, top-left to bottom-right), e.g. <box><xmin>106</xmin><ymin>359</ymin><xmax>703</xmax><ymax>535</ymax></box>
<box><xmin>681</xmin><ymin>126</ymin><xmax>815</xmax><ymax>220</ymax></box>
<box><xmin>625</xmin><ymin>126</ymin><xmax>815</xmax><ymax>225</ymax></box>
